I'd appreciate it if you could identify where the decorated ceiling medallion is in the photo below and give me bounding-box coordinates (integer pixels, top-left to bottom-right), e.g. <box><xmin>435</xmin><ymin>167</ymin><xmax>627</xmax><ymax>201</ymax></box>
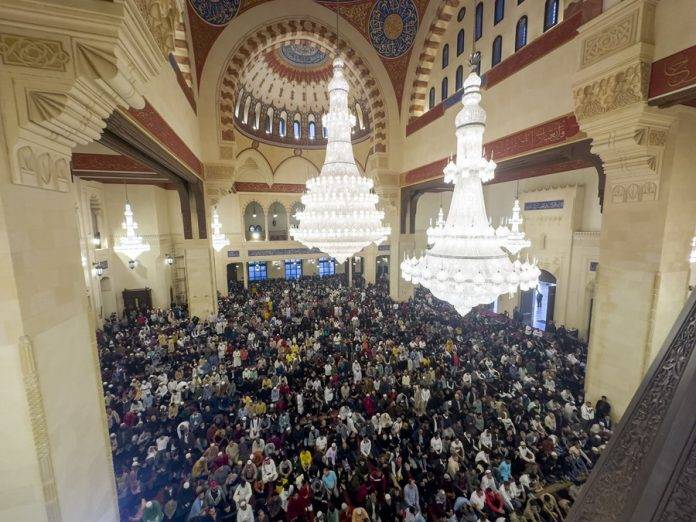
<box><xmin>189</xmin><ymin>0</ymin><xmax>240</xmax><ymax>26</ymax></box>
<box><xmin>280</xmin><ymin>42</ymin><xmax>328</xmax><ymax>67</ymax></box>
<box><xmin>369</xmin><ymin>0</ymin><xmax>419</xmax><ymax>59</ymax></box>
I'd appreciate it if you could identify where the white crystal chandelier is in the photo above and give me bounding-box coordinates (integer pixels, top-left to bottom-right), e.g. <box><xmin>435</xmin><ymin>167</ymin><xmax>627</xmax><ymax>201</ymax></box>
<box><xmin>113</xmin><ymin>201</ymin><xmax>150</xmax><ymax>260</ymax></box>
<box><xmin>290</xmin><ymin>57</ymin><xmax>390</xmax><ymax>263</ymax></box>
<box><xmin>401</xmin><ymin>64</ymin><xmax>540</xmax><ymax>316</ymax></box>
<box><xmin>211</xmin><ymin>207</ymin><xmax>230</xmax><ymax>252</ymax></box>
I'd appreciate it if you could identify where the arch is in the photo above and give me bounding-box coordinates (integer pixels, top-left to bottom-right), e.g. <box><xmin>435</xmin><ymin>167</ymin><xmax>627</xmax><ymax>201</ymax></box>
<box><xmin>406</xmin><ymin>0</ymin><xmax>462</xmax><ymax>120</ymax></box>
<box><xmin>456</xmin><ymin>29</ymin><xmax>466</xmax><ymax>56</ymax></box>
<box><xmin>544</xmin><ymin>0</ymin><xmax>560</xmax><ymax>31</ymax></box>
<box><xmin>474</xmin><ymin>3</ymin><xmax>484</xmax><ymax>41</ymax></box>
<box><xmin>516</xmin><ymin>16</ymin><xmax>528</xmax><ymax>51</ymax></box>
<box><xmin>217</xmin><ymin>18</ymin><xmax>389</xmax><ymax>153</ymax></box>
<box><xmin>273</xmin><ymin>155</ymin><xmax>319</xmax><ymax>184</ymax></box>
<box><xmin>455</xmin><ymin>65</ymin><xmax>464</xmax><ymax>91</ymax></box>
<box><xmin>428</xmin><ymin>87</ymin><xmax>435</xmax><ymax>110</ymax></box>
<box><xmin>242</xmin><ymin>96</ymin><xmax>251</xmax><ymax>124</ymax></box>
<box><xmin>492</xmin><ymin>35</ymin><xmax>503</xmax><ymax>67</ymax></box>
<box><xmin>244</xmin><ymin>201</ymin><xmax>266</xmax><ymax>241</ymax></box>
<box><xmin>442</xmin><ymin>43</ymin><xmax>449</xmax><ymax>69</ymax></box>
<box><xmin>441</xmin><ymin>76</ymin><xmax>449</xmax><ymax>101</ymax></box>
<box><xmin>267</xmin><ymin>201</ymin><xmax>288</xmax><ymax>241</ymax></box>
<box><xmin>293</xmin><ymin>114</ymin><xmax>301</xmax><ymax>140</ymax></box>
<box><xmin>265</xmin><ymin>107</ymin><xmax>273</xmax><ymax>133</ymax></box>
<box><xmin>279</xmin><ymin>110</ymin><xmax>287</xmax><ymax>137</ymax></box>
<box><xmin>457</xmin><ymin>7</ymin><xmax>466</xmax><ymax>22</ymax></box>
<box><xmin>236</xmin><ymin>148</ymin><xmax>274</xmax><ymax>186</ymax></box>
<box><xmin>234</xmin><ymin>89</ymin><xmax>244</xmax><ymax>117</ymax></box>
<box><xmin>494</xmin><ymin>0</ymin><xmax>505</xmax><ymax>25</ymax></box>
<box><xmin>355</xmin><ymin>104</ymin><xmax>365</xmax><ymax>130</ymax></box>
<box><xmin>253</xmin><ymin>101</ymin><xmax>261</xmax><ymax>129</ymax></box>
<box><xmin>308</xmin><ymin>115</ymin><xmax>317</xmax><ymax>140</ymax></box>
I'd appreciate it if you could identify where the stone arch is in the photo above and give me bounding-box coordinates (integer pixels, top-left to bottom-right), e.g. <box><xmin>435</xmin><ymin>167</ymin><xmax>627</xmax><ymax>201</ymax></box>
<box><xmin>217</xmin><ymin>17</ymin><xmax>388</xmax><ymax>153</ymax></box>
<box><xmin>406</xmin><ymin>0</ymin><xmax>462</xmax><ymax>121</ymax></box>
<box><xmin>236</xmin><ymin>148</ymin><xmax>274</xmax><ymax>186</ymax></box>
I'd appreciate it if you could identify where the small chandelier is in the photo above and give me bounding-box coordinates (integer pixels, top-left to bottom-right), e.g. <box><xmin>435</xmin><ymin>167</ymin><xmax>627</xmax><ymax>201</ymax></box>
<box><xmin>401</xmin><ymin>55</ymin><xmax>539</xmax><ymax>316</ymax></box>
<box><xmin>211</xmin><ymin>207</ymin><xmax>230</xmax><ymax>252</ymax></box>
<box><xmin>113</xmin><ymin>200</ymin><xmax>150</xmax><ymax>261</ymax></box>
<box><xmin>290</xmin><ymin>57</ymin><xmax>390</xmax><ymax>263</ymax></box>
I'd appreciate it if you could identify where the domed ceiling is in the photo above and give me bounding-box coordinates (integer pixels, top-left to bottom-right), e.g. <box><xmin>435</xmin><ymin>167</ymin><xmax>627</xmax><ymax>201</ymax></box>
<box><xmin>233</xmin><ymin>40</ymin><xmax>372</xmax><ymax>147</ymax></box>
<box><xmin>240</xmin><ymin>41</ymin><xmax>365</xmax><ymax>113</ymax></box>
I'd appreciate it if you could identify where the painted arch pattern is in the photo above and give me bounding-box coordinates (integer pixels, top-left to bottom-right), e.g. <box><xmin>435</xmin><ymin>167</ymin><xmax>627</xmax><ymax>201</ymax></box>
<box><xmin>407</xmin><ymin>0</ymin><xmax>462</xmax><ymax>120</ymax></box>
<box><xmin>218</xmin><ymin>19</ymin><xmax>388</xmax><ymax>153</ymax></box>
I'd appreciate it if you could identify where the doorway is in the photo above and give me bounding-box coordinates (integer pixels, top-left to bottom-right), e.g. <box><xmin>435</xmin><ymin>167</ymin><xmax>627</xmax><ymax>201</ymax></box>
<box><xmin>520</xmin><ymin>269</ymin><xmax>556</xmax><ymax>330</ymax></box>
<box><xmin>227</xmin><ymin>262</ymin><xmax>244</xmax><ymax>292</ymax></box>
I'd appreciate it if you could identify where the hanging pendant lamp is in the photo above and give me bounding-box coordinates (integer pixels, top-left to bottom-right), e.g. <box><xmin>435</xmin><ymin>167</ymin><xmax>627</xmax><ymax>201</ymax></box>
<box><xmin>401</xmin><ymin>55</ymin><xmax>539</xmax><ymax>316</ymax></box>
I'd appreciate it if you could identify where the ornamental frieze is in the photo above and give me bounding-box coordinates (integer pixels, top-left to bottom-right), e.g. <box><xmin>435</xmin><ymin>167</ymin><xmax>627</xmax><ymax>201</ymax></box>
<box><xmin>0</xmin><ymin>33</ymin><xmax>70</xmax><ymax>71</ymax></box>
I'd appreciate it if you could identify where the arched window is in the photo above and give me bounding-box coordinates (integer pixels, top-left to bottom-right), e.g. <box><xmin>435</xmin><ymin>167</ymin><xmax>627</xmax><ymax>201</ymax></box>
<box><xmin>492</xmin><ymin>36</ymin><xmax>503</xmax><ymax>67</ymax></box>
<box><xmin>234</xmin><ymin>91</ymin><xmax>243</xmax><ymax>118</ymax></box>
<box><xmin>544</xmin><ymin>0</ymin><xmax>559</xmax><ymax>31</ymax></box>
<box><xmin>457</xmin><ymin>7</ymin><xmax>466</xmax><ymax>22</ymax></box>
<box><xmin>441</xmin><ymin>77</ymin><xmax>449</xmax><ymax>100</ymax></box>
<box><xmin>428</xmin><ymin>87</ymin><xmax>436</xmax><ymax>110</ymax></box>
<box><xmin>279</xmin><ymin>112</ymin><xmax>287</xmax><ymax>137</ymax></box>
<box><xmin>494</xmin><ymin>0</ymin><xmax>505</xmax><ymax>25</ymax></box>
<box><xmin>515</xmin><ymin>16</ymin><xmax>528</xmax><ymax>51</ymax></box>
<box><xmin>457</xmin><ymin>29</ymin><xmax>465</xmax><ymax>56</ymax></box>
<box><xmin>242</xmin><ymin>96</ymin><xmax>251</xmax><ymax>124</ymax></box>
<box><xmin>442</xmin><ymin>44</ymin><xmax>449</xmax><ymax>69</ymax></box>
<box><xmin>322</xmin><ymin>115</ymin><xmax>328</xmax><ymax>138</ymax></box>
<box><xmin>355</xmin><ymin>104</ymin><xmax>365</xmax><ymax>130</ymax></box>
<box><xmin>253</xmin><ymin>102</ymin><xmax>261</xmax><ymax>130</ymax></box>
<box><xmin>267</xmin><ymin>202</ymin><xmax>288</xmax><ymax>241</ymax></box>
<box><xmin>455</xmin><ymin>65</ymin><xmax>464</xmax><ymax>91</ymax></box>
<box><xmin>308</xmin><ymin>121</ymin><xmax>316</xmax><ymax>140</ymax></box>
<box><xmin>474</xmin><ymin>3</ymin><xmax>483</xmax><ymax>41</ymax></box>
<box><xmin>244</xmin><ymin>202</ymin><xmax>265</xmax><ymax>241</ymax></box>
<box><xmin>293</xmin><ymin>116</ymin><xmax>301</xmax><ymax>140</ymax></box>
<box><xmin>265</xmin><ymin>108</ymin><xmax>273</xmax><ymax>133</ymax></box>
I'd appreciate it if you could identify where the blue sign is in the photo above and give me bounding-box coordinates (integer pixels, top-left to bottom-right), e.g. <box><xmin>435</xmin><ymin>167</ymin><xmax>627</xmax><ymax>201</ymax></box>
<box><xmin>378</xmin><ymin>244</ymin><xmax>391</xmax><ymax>251</ymax></box>
<box><xmin>227</xmin><ymin>250</ymin><xmax>240</xmax><ymax>258</ymax></box>
<box><xmin>524</xmin><ymin>200</ymin><xmax>564</xmax><ymax>211</ymax></box>
<box><xmin>589</xmin><ymin>261</ymin><xmax>598</xmax><ymax>272</ymax></box>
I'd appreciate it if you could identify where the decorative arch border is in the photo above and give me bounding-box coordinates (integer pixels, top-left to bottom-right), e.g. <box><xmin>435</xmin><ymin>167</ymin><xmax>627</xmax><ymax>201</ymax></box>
<box><xmin>407</xmin><ymin>0</ymin><xmax>462</xmax><ymax>121</ymax></box>
<box><xmin>217</xmin><ymin>18</ymin><xmax>388</xmax><ymax>153</ymax></box>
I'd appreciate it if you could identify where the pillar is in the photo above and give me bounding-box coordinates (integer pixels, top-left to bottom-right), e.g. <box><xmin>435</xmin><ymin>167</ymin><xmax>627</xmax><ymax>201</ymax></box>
<box><xmin>573</xmin><ymin>0</ymin><xmax>696</xmax><ymax>416</ymax></box>
<box><xmin>364</xmin><ymin>245</ymin><xmax>377</xmax><ymax>285</ymax></box>
<box><xmin>0</xmin><ymin>1</ymin><xmax>171</xmax><ymax>518</ymax></box>
<box><xmin>183</xmin><ymin>240</ymin><xmax>217</xmax><ymax>319</ymax></box>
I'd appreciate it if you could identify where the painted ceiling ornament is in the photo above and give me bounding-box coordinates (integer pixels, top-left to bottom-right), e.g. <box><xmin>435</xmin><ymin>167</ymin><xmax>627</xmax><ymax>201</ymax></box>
<box><xmin>189</xmin><ymin>0</ymin><xmax>240</xmax><ymax>26</ymax></box>
<box><xmin>280</xmin><ymin>43</ymin><xmax>328</xmax><ymax>67</ymax></box>
<box><xmin>291</xmin><ymin>57</ymin><xmax>390</xmax><ymax>263</ymax></box>
<box><xmin>401</xmin><ymin>52</ymin><xmax>540</xmax><ymax>317</ymax></box>
<box><xmin>369</xmin><ymin>0</ymin><xmax>419</xmax><ymax>58</ymax></box>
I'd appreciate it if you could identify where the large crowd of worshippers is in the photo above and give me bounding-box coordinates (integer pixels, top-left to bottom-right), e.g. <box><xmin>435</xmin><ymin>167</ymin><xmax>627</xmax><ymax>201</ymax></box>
<box><xmin>99</xmin><ymin>275</ymin><xmax>613</xmax><ymax>522</ymax></box>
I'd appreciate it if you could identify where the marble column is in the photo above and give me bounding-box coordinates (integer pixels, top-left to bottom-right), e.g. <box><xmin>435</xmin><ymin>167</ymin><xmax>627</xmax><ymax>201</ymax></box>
<box><xmin>183</xmin><ymin>240</ymin><xmax>218</xmax><ymax>319</ymax></box>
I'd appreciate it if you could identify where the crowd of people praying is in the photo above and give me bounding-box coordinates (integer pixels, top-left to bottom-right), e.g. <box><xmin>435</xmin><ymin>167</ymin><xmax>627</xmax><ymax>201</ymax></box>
<box><xmin>98</xmin><ymin>275</ymin><xmax>612</xmax><ymax>521</ymax></box>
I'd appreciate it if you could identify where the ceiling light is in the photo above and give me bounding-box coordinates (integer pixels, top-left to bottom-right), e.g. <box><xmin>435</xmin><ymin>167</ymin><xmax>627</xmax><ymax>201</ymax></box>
<box><xmin>401</xmin><ymin>58</ymin><xmax>539</xmax><ymax>316</ymax></box>
<box><xmin>290</xmin><ymin>57</ymin><xmax>390</xmax><ymax>263</ymax></box>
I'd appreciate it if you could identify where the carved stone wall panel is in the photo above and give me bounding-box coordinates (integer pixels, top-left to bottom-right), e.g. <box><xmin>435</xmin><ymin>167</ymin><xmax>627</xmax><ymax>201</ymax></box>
<box><xmin>12</xmin><ymin>144</ymin><xmax>71</xmax><ymax>193</ymax></box>
<box><xmin>581</xmin><ymin>10</ymin><xmax>639</xmax><ymax>68</ymax></box>
<box><xmin>19</xmin><ymin>336</ymin><xmax>62</xmax><ymax>522</ymax></box>
<box><xmin>133</xmin><ymin>0</ymin><xmax>179</xmax><ymax>58</ymax></box>
<box><xmin>568</xmin><ymin>294</ymin><xmax>696</xmax><ymax>521</ymax></box>
<box><xmin>574</xmin><ymin>61</ymin><xmax>652</xmax><ymax>121</ymax></box>
<box><xmin>0</xmin><ymin>33</ymin><xmax>70</xmax><ymax>71</ymax></box>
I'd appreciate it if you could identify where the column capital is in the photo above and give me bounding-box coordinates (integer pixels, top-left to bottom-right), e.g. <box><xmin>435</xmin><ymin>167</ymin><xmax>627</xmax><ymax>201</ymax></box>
<box><xmin>572</xmin><ymin>0</ymin><xmax>677</xmax><ymax>205</ymax></box>
<box><xmin>0</xmin><ymin>0</ymin><xmax>173</xmax><ymax>191</ymax></box>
